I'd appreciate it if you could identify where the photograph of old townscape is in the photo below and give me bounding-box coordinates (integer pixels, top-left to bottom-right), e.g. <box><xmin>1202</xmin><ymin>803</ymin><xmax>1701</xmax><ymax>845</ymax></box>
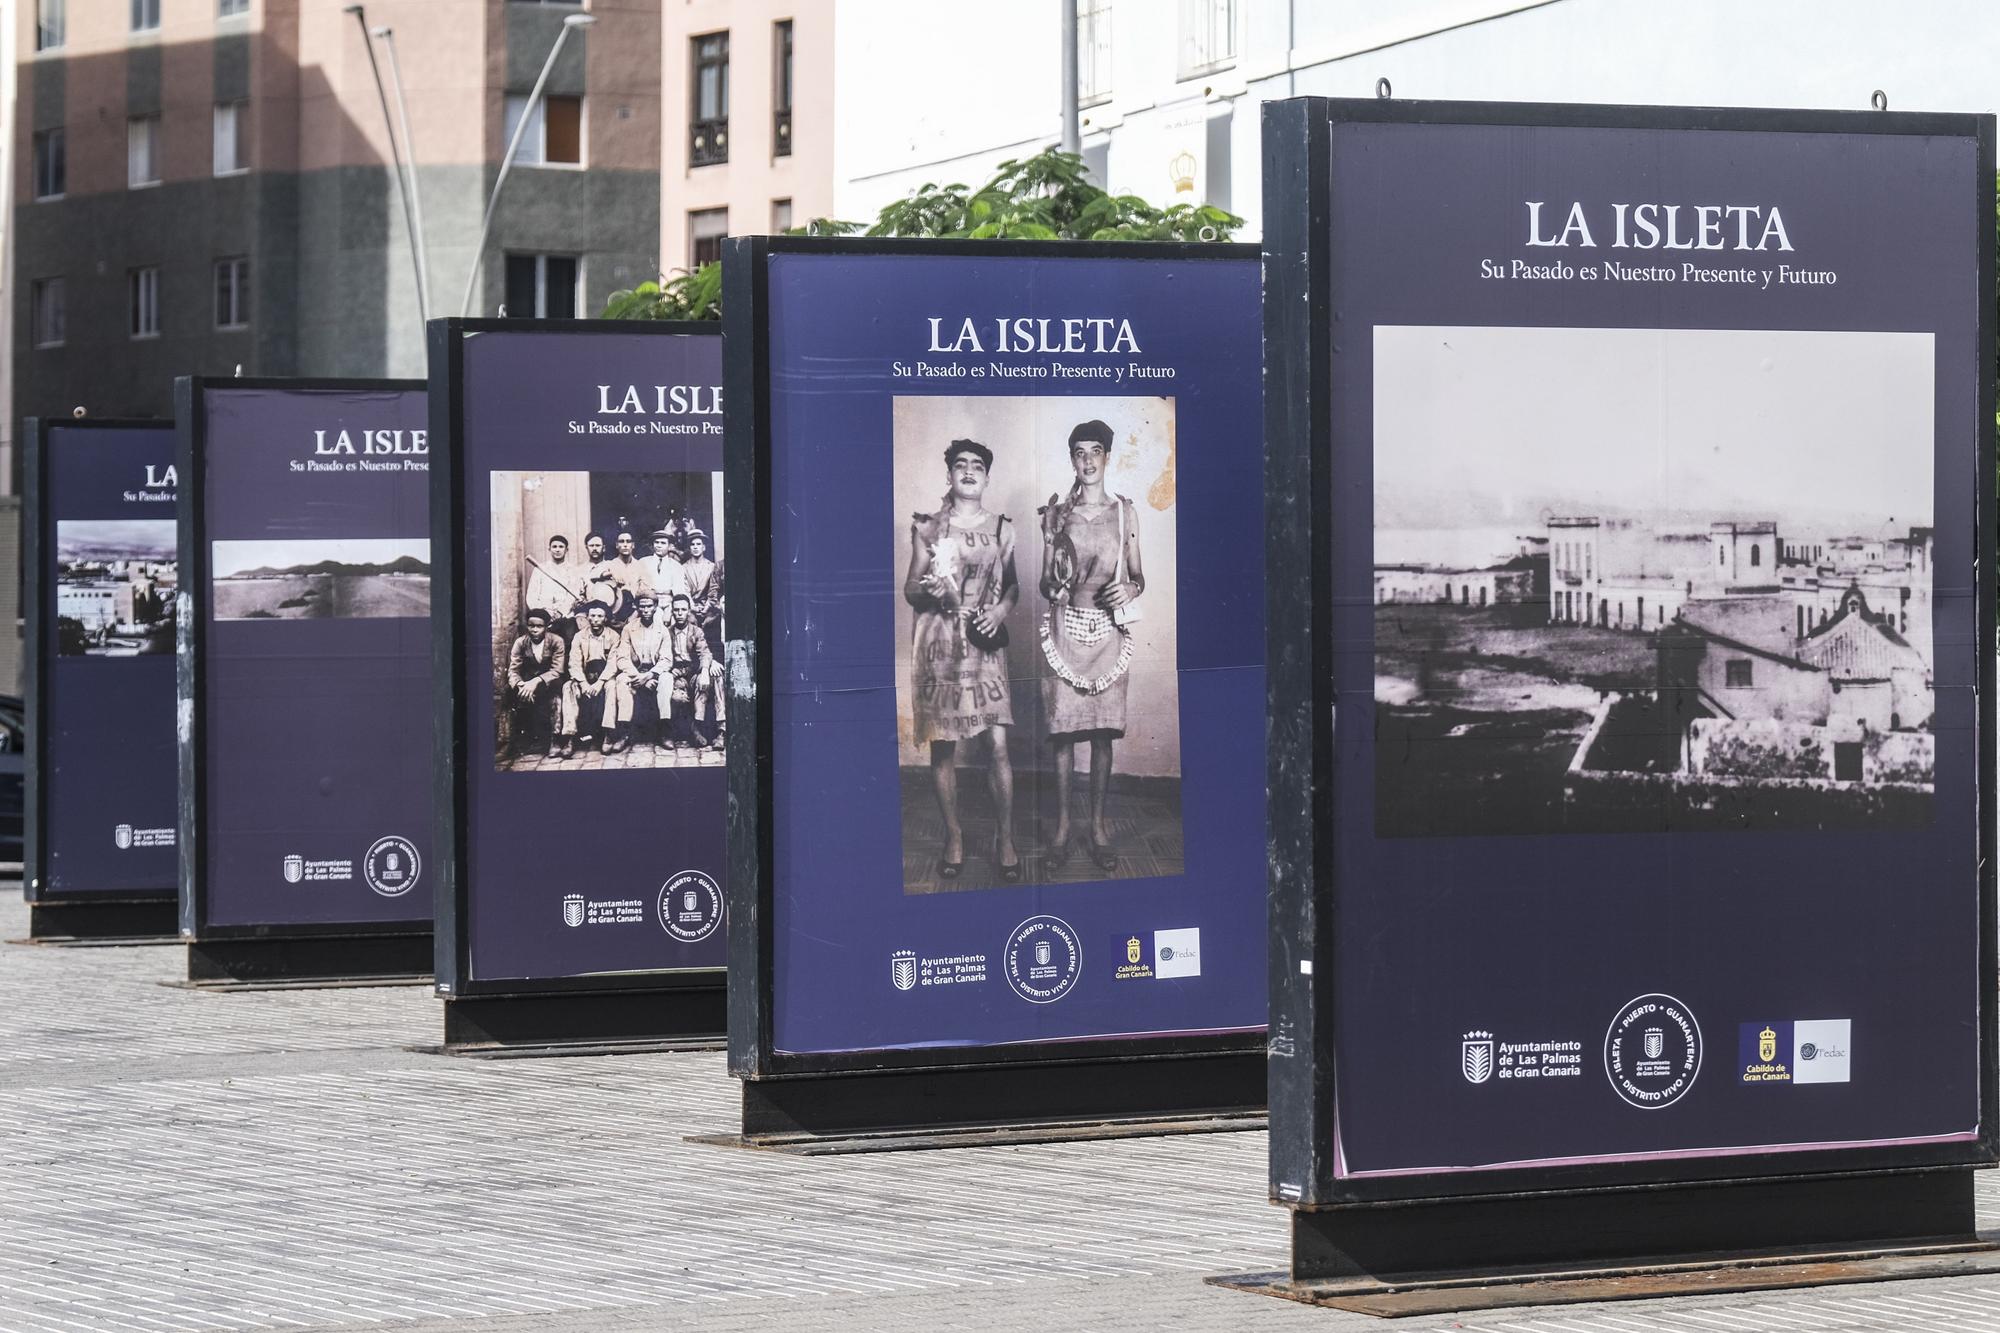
<box><xmin>55</xmin><ymin>519</ymin><xmax>177</xmax><ymax>656</ymax></box>
<box><xmin>1373</xmin><ymin>325</ymin><xmax>1936</xmax><ymax>837</ymax></box>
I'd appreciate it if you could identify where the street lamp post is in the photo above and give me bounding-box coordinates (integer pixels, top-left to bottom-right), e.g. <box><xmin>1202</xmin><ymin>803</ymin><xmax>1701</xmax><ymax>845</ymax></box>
<box><xmin>373</xmin><ymin>26</ymin><xmax>431</xmax><ymax>323</ymax></box>
<box><xmin>343</xmin><ymin>4</ymin><xmax>428</xmax><ymax>323</ymax></box>
<box><xmin>459</xmin><ymin>12</ymin><xmax>596</xmax><ymax>318</ymax></box>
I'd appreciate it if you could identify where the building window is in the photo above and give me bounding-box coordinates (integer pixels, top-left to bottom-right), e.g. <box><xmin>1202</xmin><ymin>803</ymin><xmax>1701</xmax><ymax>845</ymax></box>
<box><xmin>690</xmin><ymin>32</ymin><xmax>729</xmax><ymax>167</ymax></box>
<box><xmin>36</xmin><ymin>0</ymin><xmax>65</xmax><ymax>51</ymax></box>
<box><xmin>131</xmin><ymin>0</ymin><xmax>160</xmax><ymax>31</ymax></box>
<box><xmin>773</xmin><ymin>20</ymin><xmax>793</xmax><ymax>157</ymax></box>
<box><xmin>1750</xmin><ymin>543</ymin><xmax>1761</xmax><ymax>567</ymax></box>
<box><xmin>214</xmin><ymin>102</ymin><xmax>247</xmax><ymax>174</ymax></box>
<box><xmin>1724</xmin><ymin>659</ymin><xmax>1753</xmax><ymax>688</ymax></box>
<box><xmin>1178</xmin><ymin>0</ymin><xmax>1234</xmax><ymax>78</ymax></box>
<box><xmin>503</xmin><ymin>254</ymin><xmax>578</xmax><ymax>320</ymax></box>
<box><xmin>31</xmin><ymin>278</ymin><xmax>66</xmax><ymax>348</ymax></box>
<box><xmin>128</xmin><ymin>115</ymin><xmax>161</xmax><ymax>188</ymax></box>
<box><xmin>503</xmin><ymin>94</ymin><xmax>584</xmax><ymax>167</ymax></box>
<box><xmin>32</xmin><ymin>129</ymin><xmax>65</xmax><ymax>200</ymax></box>
<box><xmin>215</xmin><ymin>257</ymin><xmax>249</xmax><ymax>329</ymax></box>
<box><xmin>504</xmin><ymin>94</ymin><xmax>584</xmax><ymax>167</ymax></box>
<box><xmin>219</xmin><ymin>0</ymin><xmax>248</xmax><ymax>14</ymax></box>
<box><xmin>1079</xmin><ymin>0</ymin><xmax>1113</xmax><ymax>106</ymax></box>
<box><xmin>690</xmin><ymin>208</ymin><xmax>728</xmax><ymax>267</ymax></box>
<box><xmin>771</xmin><ymin>198</ymin><xmax>793</xmax><ymax>233</ymax></box>
<box><xmin>130</xmin><ymin>267</ymin><xmax>161</xmax><ymax>338</ymax></box>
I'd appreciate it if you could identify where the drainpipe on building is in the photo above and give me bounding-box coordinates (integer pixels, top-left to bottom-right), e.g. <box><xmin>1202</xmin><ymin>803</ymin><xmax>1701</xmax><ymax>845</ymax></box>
<box><xmin>1060</xmin><ymin>0</ymin><xmax>1080</xmax><ymax>155</ymax></box>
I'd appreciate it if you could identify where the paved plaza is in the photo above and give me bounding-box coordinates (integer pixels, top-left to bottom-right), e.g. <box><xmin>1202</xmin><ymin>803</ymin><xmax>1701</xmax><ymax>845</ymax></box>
<box><xmin>6</xmin><ymin>887</ymin><xmax>2000</xmax><ymax>1333</ymax></box>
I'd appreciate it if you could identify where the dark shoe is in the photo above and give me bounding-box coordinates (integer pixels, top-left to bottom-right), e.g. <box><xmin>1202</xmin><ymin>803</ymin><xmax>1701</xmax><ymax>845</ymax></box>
<box><xmin>993</xmin><ymin>834</ymin><xmax>1022</xmax><ymax>885</ymax></box>
<box><xmin>554</xmin><ymin>738</ymin><xmax>573</xmax><ymax>758</ymax></box>
<box><xmin>605</xmin><ymin>734</ymin><xmax>627</xmax><ymax>755</ymax></box>
<box><xmin>937</xmin><ymin>854</ymin><xmax>963</xmax><ymax>881</ymax></box>
<box><xmin>1046</xmin><ymin>831</ymin><xmax>1073</xmax><ymax>869</ymax></box>
<box><xmin>1087</xmin><ymin>838</ymin><xmax>1118</xmax><ymax>874</ymax></box>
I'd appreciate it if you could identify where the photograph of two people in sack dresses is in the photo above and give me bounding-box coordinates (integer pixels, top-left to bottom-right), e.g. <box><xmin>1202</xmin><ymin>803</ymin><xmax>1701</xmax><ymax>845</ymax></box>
<box><xmin>892</xmin><ymin>395</ymin><xmax>1184</xmax><ymax>893</ymax></box>
<box><xmin>489</xmin><ymin>469</ymin><xmax>726</xmax><ymax>773</ymax></box>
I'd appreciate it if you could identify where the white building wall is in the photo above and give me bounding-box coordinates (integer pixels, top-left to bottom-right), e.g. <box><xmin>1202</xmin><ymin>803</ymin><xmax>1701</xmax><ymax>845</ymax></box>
<box><xmin>835</xmin><ymin>0</ymin><xmax>2000</xmax><ymax>239</ymax></box>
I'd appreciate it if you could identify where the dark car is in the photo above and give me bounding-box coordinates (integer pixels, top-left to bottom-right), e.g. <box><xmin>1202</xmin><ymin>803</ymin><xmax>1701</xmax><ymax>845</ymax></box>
<box><xmin>0</xmin><ymin>694</ymin><xmax>24</xmax><ymax>867</ymax></box>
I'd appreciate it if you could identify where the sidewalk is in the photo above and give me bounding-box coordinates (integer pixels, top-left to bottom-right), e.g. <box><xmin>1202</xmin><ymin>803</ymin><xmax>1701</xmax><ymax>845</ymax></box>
<box><xmin>4</xmin><ymin>887</ymin><xmax>2000</xmax><ymax>1332</ymax></box>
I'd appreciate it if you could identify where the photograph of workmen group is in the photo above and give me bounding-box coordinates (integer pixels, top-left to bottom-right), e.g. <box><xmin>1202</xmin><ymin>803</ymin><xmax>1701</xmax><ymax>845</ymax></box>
<box><xmin>489</xmin><ymin>469</ymin><xmax>725</xmax><ymax>772</ymax></box>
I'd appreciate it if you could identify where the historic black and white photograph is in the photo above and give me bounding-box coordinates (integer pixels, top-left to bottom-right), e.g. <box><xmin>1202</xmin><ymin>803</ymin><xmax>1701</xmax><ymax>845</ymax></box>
<box><xmin>210</xmin><ymin>538</ymin><xmax>430</xmax><ymax>621</ymax></box>
<box><xmin>1373</xmin><ymin>325</ymin><xmax>1936</xmax><ymax>837</ymax></box>
<box><xmin>489</xmin><ymin>469</ymin><xmax>724</xmax><ymax>773</ymax></box>
<box><xmin>56</xmin><ymin>519</ymin><xmax>177</xmax><ymax>656</ymax></box>
<box><xmin>893</xmin><ymin>395</ymin><xmax>1182</xmax><ymax>893</ymax></box>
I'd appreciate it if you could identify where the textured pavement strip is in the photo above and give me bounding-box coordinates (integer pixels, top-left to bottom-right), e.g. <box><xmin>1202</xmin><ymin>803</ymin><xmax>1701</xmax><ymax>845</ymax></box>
<box><xmin>7</xmin><ymin>889</ymin><xmax>2000</xmax><ymax>1333</ymax></box>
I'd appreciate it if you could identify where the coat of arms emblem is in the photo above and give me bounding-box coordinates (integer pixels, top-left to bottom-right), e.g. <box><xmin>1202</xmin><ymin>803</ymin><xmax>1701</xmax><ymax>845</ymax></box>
<box><xmin>1644</xmin><ymin>1027</ymin><xmax>1665</xmax><ymax>1060</ymax></box>
<box><xmin>891</xmin><ymin>951</ymin><xmax>917</xmax><ymax>991</ymax></box>
<box><xmin>282</xmin><ymin>854</ymin><xmax>304</xmax><ymax>884</ymax></box>
<box><xmin>1126</xmin><ymin>936</ymin><xmax>1142</xmax><ymax>965</ymax></box>
<box><xmin>1461</xmin><ymin>1031</ymin><xmax>1494</xmax><ymax>1084</ymax></box>
<box><xmin>562</xmin><ymin>894</ymin><xmax>586</xmax><ymax>928</ymax></box>
<box><xmin>1034</xmin><ymin>941</ymin><xmax>1052</xmax><ymax>967</ymax></box>
<box><xmin>113</xmin><ymin>824</ymin><xmax>133</xmax><ymax>850</ymax></box>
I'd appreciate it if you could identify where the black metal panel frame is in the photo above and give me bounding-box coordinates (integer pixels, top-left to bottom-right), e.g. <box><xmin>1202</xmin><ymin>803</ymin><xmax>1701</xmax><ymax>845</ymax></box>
<box><xmin>722</xmin><ymin>234</ymin><xmax>1269</xmax><ymax>1087</ymax></box>
<box><xmin>176</xmin><ymin>376</ymin><xmax>432</xmax><ymax>944</ymax></box>
<box><xmin>24</xmin><ymin>416</ymin><xmax>177</xmax><ymax>910</ymax></box>
<box><xmin>1261</xmin><ymin>96</ymin><xmax>2000</xmax><ymax>1208</ymax></box>
<box><xmin>427</xmin><ymin>317</ymin><xmax>730</xmax><ymax>1005</ymax></box>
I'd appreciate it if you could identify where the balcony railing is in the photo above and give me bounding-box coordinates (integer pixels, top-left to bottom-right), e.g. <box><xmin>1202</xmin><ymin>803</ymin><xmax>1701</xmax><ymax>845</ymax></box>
<box><xmin>774</xmin><ymin>109</ymin><xmax>792</xmax><ymax>158</ymax></box>
<box><xmin>691</xmin><ymin>118</ymin><xmax>729</xmax><ymax>168</ymax></box>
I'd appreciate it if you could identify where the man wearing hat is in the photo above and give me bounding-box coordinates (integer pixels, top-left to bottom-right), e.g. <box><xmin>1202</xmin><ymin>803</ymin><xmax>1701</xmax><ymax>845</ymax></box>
<box><xmin>524</xmin><ymin>534</ymin><xmax>583</xmax><ymax>647</ymax></box>
<box><xmin>665</xmin><ymin>591</ymin><xmax>726</xmax><ymax>751</ymax></box>
<box><xmin>642</xmin><ymin>529</ymin><xmax>685</xmax><ymax>602</ymax></box>
<box><xmin>616</xmin><ymin>591</ymin><xmax>675</xmax><ymax>748</ymax></box>
<box><xmin>502</xmin><ymin>608</ymin><xmax>566</xmax><ymax>760</ymax></box>
<box><xmin>558</xmin><ymin>601</ymin><xmax>632</xmax><ymax>756</ymax></box>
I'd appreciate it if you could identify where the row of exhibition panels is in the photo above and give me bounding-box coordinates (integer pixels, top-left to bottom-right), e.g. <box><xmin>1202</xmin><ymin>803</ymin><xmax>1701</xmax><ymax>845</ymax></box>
<box><xmin>16</xmin><ymin>98</ymin><xmax>2000</xmax><ymax>1292</ymax></box>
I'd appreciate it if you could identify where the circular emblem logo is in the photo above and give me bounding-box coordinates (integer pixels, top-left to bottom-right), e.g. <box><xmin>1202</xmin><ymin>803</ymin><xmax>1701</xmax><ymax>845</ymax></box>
<box><xmin>658</xmin><ymin>870</ymin><xmax>723</xmax><ymax>943</ymax></box>
<box><xmin>1003</xmin><ymin>915</ymin><xmax>1082</xmax><ymax>1004</ymax></box>
<box><xmin>362</xmin><ymin>836</ymin><xmax>421</xmax><ymax>897</ymax></box>
<box><xmin>1604</xmin><ymin>993</ymin><xmax>1702</xmax><ymax>1110</ymax></box>
<box><xmin>1800</xmin><ymin>1043</ymin><xmax>1819</xmax><ymax>1061</ymax></box>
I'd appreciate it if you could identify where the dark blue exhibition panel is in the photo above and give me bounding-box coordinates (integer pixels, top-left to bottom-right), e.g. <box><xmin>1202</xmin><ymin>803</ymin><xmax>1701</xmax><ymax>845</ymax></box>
<box><xmin>437</xmin><ymin>321</ymin><xmax>728</xmax><ymax>995</ymax></box>
<box><xmin>1262</xmin><ymin>99</ymin><xmax>1996</xmax><ymax>1217</ymax></box>
<box><xmin>26</xmin><ymin>422</ymin><xmax>179</xmax><ymax>911</ymax></box>
<box><xmin>179</xmin><ymin>382</ymin><xmax>432</xmax><ymax>945</ymax></box>
<box><xmin>742</xmin><ymin>243</ymin><xmax>1267</xmax><ymax>1070</ymax></box>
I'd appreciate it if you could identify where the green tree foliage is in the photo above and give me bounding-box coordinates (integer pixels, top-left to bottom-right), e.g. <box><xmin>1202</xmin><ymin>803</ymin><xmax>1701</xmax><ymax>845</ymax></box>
<box><xmin>600</xmin><ymin>148</ymin><xmax>1242</xmax><ymax>320</ymax></box>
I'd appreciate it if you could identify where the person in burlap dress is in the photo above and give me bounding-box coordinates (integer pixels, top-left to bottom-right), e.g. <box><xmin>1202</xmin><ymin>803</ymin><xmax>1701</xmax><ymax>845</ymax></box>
<box><xmin>904</xmin><ymin>439</ymin><xmax>1021</xmax><ymax>881</ymax></box>
<box><xmin>1039</xmin><ymin>419</ymin><xmax>1146</xmax><ymax>874</ymax></box>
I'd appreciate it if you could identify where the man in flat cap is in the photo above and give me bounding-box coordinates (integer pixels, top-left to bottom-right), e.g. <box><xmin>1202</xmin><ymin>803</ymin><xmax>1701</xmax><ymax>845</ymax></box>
<box><xmin>605</xmin><ymin>529</ymin><xmax>653</xmax><ymax>625</ymax></box>
<box><xmin>524</xmin><ymin>534</ymin><xmax>583</xmax><ymax>648</ymax></box>
<box><xmin>665</xmin><ymin>591</ymin><xmax>726</xmax><ymax>751</ymax></box>
<box><xmin>503</xmin><ymin>608</ymin><xmax>566</xmax><ymax>761</ymax></box>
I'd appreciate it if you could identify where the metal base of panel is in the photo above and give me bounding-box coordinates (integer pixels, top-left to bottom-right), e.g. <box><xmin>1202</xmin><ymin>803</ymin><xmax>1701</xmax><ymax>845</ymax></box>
<box><xmin>1209</xmin><ymin>1169</ymin><xmax>1991</xmax><ymax>1317</ymax></box>
<box><xmin>19</xmin><ymin>897</ymin><xmax>179</xmax><ymax>945</ymax></box>
<box><xmin>180</xmin><ymin>933</ymin><xmax>433</xmax><ymax>989</ymax></box>
<box><xmin>437</xmin><ymin>985</ymin><xmax>726</xmax><ymax>1057</ymax></box>
<box><xmin>697</xmin><ymin>1049</ymin><xmax>1267</xmax><ymax>1154</ymax></box>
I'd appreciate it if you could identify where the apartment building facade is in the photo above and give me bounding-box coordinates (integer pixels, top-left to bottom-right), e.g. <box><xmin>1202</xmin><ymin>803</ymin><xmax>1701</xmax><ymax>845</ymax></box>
<box><xmin>660</xmin><ymin>1</ymin><xmax>831</xmax><ymax>274</ymax></box>
<box><xmin>834</xmin><ymin>0</ymin><xmax>2000</xmax><ymax>238</ymax></box>
<box><xmin>14</xmin><ymin>0</ymin><xmax>661</xmax><ymax>432</ymax></box>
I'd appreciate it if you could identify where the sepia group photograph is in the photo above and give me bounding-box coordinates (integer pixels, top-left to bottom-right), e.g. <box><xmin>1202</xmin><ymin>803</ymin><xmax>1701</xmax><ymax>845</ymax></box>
<box><xmin>56</xmin><ymin>519</ymin><xmax>177</xmax><ymax>656</ymax></box>
<box><xmin>488</xmin><ymin>468</ymin><xmax>725</xmax><ymax>775</ymax></box>
<box><xmin>891</xmin><ymin>394</ymin><xmax>1183</xmax><ymax>894</ymax></box>
<box><xmin>1372</xmin><ymin>324</ymin><xmax>1936</xmax><ymax>838</ymax></box>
